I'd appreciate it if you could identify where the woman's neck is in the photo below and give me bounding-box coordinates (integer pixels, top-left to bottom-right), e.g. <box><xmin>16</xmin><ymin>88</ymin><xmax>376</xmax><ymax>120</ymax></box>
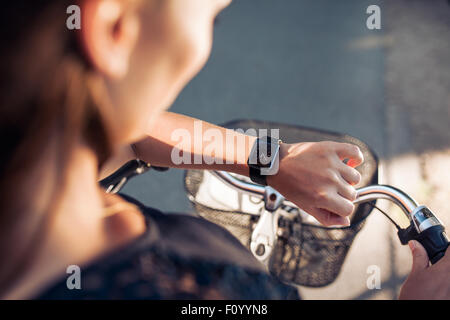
<box><xmin>5</xmin><ymin>143</ymin><xmax>116</xmax><ymax>299</ymax></box>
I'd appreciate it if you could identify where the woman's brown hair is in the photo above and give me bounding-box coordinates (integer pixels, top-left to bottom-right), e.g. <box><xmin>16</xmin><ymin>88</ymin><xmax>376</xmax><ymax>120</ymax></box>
<box><xmin>0</xmin><ymin>1</ymin><xmax>114</xmax><ymax>294</ymax></box>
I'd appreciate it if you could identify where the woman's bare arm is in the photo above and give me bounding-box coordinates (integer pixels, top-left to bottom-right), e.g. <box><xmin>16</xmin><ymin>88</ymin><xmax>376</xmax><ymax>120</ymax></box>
<box><xmin>100</xmin><ymin>111</ymin><xmax>365</xmax><ymax>226</ymax></box>
<box><xmin>99</xmin><ymin>112</ymin><xmax>256</xmax><ymax>179</ymax></box>
<box><xmin>134</xmin><ymin>112</ymin><xmax>256</xmax><ymax>174</ymax></box>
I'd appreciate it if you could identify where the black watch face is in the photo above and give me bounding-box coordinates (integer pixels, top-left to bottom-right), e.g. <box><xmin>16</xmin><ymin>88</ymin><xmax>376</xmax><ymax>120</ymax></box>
<box><xmin>257</xmin><ymin>137</ymin><xmax>279</xmax><ymax>167</ymax></box>
<box><xmin>257</xmin><ymin>151</ymin><xmax>271</xmax><ymax>167</ymax></box>
<box><xmin>248</xmin><ymin>136</ymin><xmax>279</xmax><ymax>168</ymax></box>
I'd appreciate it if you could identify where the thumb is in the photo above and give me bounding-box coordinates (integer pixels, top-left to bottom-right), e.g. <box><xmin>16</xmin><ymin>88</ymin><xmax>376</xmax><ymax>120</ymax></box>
<box><xmin>408</xmin><ymin>240</ymin><xmax>429</xmax><ymax>274</ymax></box>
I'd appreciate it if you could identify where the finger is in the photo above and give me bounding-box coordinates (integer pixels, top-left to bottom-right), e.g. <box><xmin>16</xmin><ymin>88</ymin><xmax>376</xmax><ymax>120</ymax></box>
<box><xmin>409</xmin><ymin>240</ymin><xmax>429</xmax><ymax>274</ymax></box>
<box><xmin>339</xmin><ymin>163</ymin><xmax>362</xmax><ymax>185</ymax></box>
<box><xmin>335</xmin><ymin>143</ymin><xmax>364</xmax><ymax>167</ymax></box>
<box><xmin>337</xmin><ymin>179</ymin><xmax>358</xmax><ymax>202</ymax></box>
<box><xmin>310</xmin><ymin>208</ymin><xmax>350</xmax><ymax>227</ymax></box>
<box><xmin>319</xmin><ymin>194</ymin><xmax>355</xmax><ymax>217</ymax></box>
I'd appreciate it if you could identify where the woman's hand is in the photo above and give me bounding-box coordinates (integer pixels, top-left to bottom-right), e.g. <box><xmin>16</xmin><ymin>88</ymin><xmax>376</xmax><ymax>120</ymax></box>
<box><xmin>399</xmin><ymin>240</ymin><xmax>450</xmax><ymax>300</ymax></box>
<box><xmin>267</xmin><ymin>141</ymin><xmax>364</xmax><ymax>226</ymax></box>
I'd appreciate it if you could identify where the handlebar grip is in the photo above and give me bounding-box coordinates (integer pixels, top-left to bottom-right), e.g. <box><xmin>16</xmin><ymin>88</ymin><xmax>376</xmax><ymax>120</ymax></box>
<box><xmin>415</xmin><ymin>225</ymin><xmax>449</xmax><ymax>264</ymax></box>
<box><xmin>99</xmin><ymin>160</ymin><xmax>151</xmax><ymax>192</ymax></box>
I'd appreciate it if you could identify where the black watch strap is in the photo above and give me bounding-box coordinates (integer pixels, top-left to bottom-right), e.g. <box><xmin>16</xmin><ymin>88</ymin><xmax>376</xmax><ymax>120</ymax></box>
<box><xmin>249</xmin><ymin>165</ymin><xmax>268</xmax><ymax>186</ymax></box>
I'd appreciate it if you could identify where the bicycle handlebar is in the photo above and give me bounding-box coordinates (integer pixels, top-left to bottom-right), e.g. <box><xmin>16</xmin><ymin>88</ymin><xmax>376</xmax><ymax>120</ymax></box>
<box><xmin>212</xmin><ymin>171</ymin><xmax>416</xmax><ymax>217</ymax></box>
<box><xmin>211</xmin><ymin>170</ymin><xmax>449</xmax><ymax>264</ymax></box>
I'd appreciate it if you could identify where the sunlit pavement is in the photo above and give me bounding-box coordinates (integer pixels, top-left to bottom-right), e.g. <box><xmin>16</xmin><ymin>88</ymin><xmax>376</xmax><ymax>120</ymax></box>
<box><xmin>300</xmin><ymin>0</ymin><xmax>450</xmax><ymax>299</ymax></box>
<box><xmin>122</xmin><ymin>1</ymin><xmax>449</xmax><ymax>299</ymax></box>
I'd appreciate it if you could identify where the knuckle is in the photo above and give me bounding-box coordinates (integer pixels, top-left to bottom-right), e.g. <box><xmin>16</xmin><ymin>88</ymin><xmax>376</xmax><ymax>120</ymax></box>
<box><xmin>315</xmin><ymin>191</ymin><xmax>332</xmax><ymax>208</ymax></box>
<box><xmin>331</xmin><ymin>174</ymin><xmax>340</xmax><ymax>185</ymax></box>
<box><xmin>318</xmin><ymin>141</ymin><xmax>335</xmax><ymax>155</ymax></box>
<box><xmin>313</xmin><ymin>141</ymin><xmax>324</xmax><ymax>148</ymax></box>
<box><xmin>340</xmin><ymin>201</ymin><xmax>354</xmax><ymax>216</ymax></box>
<box><xmin>347</xmin><ymin>187</ymin><xmax>357</xmax><ymax>201</ymax></box>
<box><xmin>355</xmin><ymin>170</ymin><xmax>362</xmax><ymax>181</ymax></box>
<box><xmin>325</xmin><ymin>169</ymin><xmax>339</xmax><ymax>184</ymax></box>
<box><xmin>316</xmin><ymin>144</ymin><xmax>330</xmax><ymax>156</ymax></box>
<box><xmin>326</xmin><ymin>153</ymin><xmax>337</xmax><ymax>164</ymax></box>
<box><xmin>317</xmin><ymin>190</ymin><xmax>329</xmax><ymax>202</ymax></box>
<box><xmin>343</xmin><ymin>166</ymin><xmax>359</xmax><ymax>183</ymax></box>
<box><xmin>351</xmin><ymin>169</ymin><xmax>362</xmax><ymax>183</ymax></box>
<box><xmin>311</xmin><ymin>190</ymin><xmax>324</xmax><ymax>204</ymax></box>
<box><xmin>319</xmin><ymin>141</ymin><xmax>332</xmax><ymax>148</ymax></box>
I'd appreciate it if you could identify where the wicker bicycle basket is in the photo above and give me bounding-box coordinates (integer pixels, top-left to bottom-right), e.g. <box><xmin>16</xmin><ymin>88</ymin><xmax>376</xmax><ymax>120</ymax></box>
<box><xmin>184</xmin><ymin>120</ymin><xmax>379</xmax><ymax>287</ymax></box>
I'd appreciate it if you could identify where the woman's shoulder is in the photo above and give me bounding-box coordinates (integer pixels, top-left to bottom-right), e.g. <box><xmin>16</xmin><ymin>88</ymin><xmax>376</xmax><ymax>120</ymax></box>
<box><xmin>36</xmin><ymin>194</ymin><xmax>299</xmax><ymax>300</ymax></box>
<box><xmin>118</xmin><ymin>194</ymin><xmax>266</xmax><ymax>272</ymax></box>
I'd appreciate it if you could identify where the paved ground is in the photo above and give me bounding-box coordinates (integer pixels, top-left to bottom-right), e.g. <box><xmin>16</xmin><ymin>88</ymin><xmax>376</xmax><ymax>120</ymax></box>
<box><xmin>121</xmin><ymin>0</ymin><xmax>450</xmax><ymax>299</ymax></box>
<box><xmin>301</xmin><ymin>0</ymin><xmax>450</xmax><ymax>300</ymax></box>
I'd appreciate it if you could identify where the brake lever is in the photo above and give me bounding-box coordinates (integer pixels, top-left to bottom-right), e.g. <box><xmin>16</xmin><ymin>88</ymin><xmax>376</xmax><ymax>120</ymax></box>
<box><xmin>398</xmin><ymin>206</ymin><xmax>449</xmax><ymax>264</ymax></box>
<box><xmin>250</xmin><ymin>186</ymin><xmax>284</xmax><ymax>266</ymax></box>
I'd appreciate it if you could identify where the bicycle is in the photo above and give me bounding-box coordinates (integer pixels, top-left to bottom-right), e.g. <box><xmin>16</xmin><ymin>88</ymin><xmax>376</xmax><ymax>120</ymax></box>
<box><xmin>101</xmin><ymin>119</ymin><xmax>449</xmax><ymax>288</ymax></box>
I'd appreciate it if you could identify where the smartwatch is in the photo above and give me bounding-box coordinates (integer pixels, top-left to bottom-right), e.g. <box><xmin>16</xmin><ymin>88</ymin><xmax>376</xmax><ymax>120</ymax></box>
<box><xmin>247</xmin><ymin>136</ymin><xmax>282</xmax><ymax>185</ymax></box>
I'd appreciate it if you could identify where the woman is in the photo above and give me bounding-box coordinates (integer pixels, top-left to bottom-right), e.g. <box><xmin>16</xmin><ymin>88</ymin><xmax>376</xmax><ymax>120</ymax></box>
<box><xmin>0</xmin><ymin>0</ymin><xmax>448</xmax><ymax>299</ymax></box>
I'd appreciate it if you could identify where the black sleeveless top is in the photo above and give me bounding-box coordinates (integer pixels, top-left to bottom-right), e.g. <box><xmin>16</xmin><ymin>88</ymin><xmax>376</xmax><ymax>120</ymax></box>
<box><xmin>36</xmin><ymin>194</ymin><xmax>299</xmax><ymax>299</ymax></box>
